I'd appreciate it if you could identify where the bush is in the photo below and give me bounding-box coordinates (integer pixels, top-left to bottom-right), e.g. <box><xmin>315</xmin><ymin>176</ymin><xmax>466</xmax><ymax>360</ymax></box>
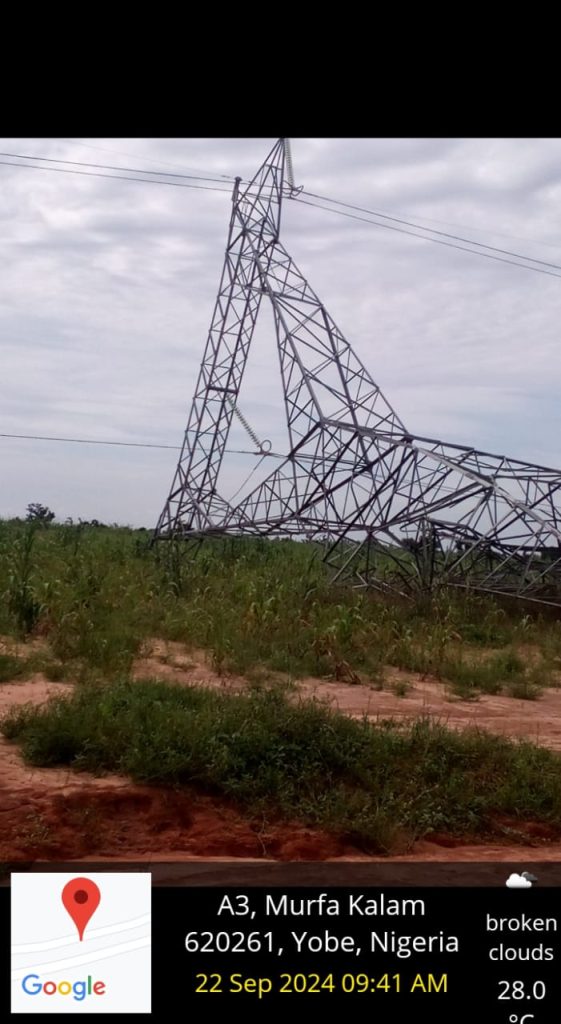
<box><xmin>26</xmin><ymin>503</ymin><xmax>55</xmax><ymax>524</ymax></box>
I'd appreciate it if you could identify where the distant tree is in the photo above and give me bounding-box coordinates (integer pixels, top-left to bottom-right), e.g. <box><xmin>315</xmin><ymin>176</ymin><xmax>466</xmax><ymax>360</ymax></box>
<box><xmin>25</xmin><ymin>502</ymin><xmax>55</xmax><ymax>524</ymax></box>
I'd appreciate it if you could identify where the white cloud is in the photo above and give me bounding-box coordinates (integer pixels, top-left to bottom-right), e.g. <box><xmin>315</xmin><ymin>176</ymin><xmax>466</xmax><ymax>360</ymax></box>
<box><xmin>505</xmin><ymin>873</ymin><xmax>533</xmax><ymax>889</ymax></box>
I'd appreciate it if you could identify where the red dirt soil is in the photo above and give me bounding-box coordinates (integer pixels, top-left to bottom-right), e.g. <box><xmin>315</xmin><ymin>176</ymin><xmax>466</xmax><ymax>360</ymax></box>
<box><xmin>2</xmin><ymin>640</ymin><xmax>561</xmax><ymax>864</ymax></box>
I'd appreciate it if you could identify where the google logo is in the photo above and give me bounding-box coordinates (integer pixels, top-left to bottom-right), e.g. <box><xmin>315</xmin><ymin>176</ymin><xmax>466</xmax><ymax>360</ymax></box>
<box><xmin>22</xmin><ymin>974</ymin><xmax>106</xmax><ymax>1001</ymax></box>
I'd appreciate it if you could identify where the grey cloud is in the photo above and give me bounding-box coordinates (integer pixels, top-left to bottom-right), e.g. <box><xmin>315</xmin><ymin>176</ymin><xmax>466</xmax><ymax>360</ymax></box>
<box><xmin>1</xmin><ymin>137</ymin><xmax>560</xmax><ymax>525</ymax></box>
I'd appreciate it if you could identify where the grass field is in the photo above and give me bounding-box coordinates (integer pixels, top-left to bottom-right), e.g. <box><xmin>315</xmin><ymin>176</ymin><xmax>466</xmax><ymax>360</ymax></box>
<box><xmin>1</xmin><ymin>517</ymin><xmax>561</xmax><ymax>853</ymax></box>
<box><xmin>2</xmin><ymin>518</ymin><xmax>561</xmax><ymax>690</ymax></box>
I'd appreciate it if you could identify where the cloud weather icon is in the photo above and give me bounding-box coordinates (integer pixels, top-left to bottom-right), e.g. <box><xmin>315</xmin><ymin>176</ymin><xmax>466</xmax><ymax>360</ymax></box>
<box><xmin>506</xmin><ymin>872</ymin><xmax>534</xmax><ymax>888</ymax></box>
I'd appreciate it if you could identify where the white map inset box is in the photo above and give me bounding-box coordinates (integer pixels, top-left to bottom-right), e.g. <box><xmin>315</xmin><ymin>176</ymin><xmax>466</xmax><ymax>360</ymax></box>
<box><xmin>11</xmin><ymin>872</ymin><xmax>151</xmax><ymax>1014</ymax></box>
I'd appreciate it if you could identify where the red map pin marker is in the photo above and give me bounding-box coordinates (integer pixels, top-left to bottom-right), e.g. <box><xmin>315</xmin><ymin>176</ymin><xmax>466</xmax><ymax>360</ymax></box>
<box><xmin>61</xmin><ymin>877</ymin><xmax>101</xmax><ymax>941</ymax></box>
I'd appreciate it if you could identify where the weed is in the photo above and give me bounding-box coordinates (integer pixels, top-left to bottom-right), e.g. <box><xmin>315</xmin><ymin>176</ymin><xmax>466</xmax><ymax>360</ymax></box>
<box><xmin>0</xmin><ymin>519</ymin><xmax>560</xmax><ymax>696</ymax></box>
<box><xmin>66</xmin><ymin>803</ymin><xmax>103</xmax><ymax>846</ymax></box>
<box><xmin>0</xmin><ymin>653</ymin><xmax>27</xmax><ymax>683</ymax></box>
<box><xmin>505</xmin><ymin>680</ymin><xmax>543</xmax><ymax>700</ymax></box>
<box><xmin>16</xmin><ymin>810</ymin><xmax>54</xmax><ymax>850</ymax></box>
<box><xmin>3</xmin><ymin>526</ymin><xmax>42</xmax><ymax>635</ymax></box>
<box><xmin>42</xmin><ymin>662</ymin><xmax>67</xmax><ymax>682</ymax></box>
<box><xmin>392</xmin><ymin>680</ymin><xmax>411</xmax><ymax>697</ymax></box>
<box><xmin>3</xmin><ymin>679</ymin><xmax>561</xmax><ymax>852</ymax></box>
<box><xmin>443</xmin><ymin>648</ymin><xmax>528</xmax><ymax>698</ymax></box>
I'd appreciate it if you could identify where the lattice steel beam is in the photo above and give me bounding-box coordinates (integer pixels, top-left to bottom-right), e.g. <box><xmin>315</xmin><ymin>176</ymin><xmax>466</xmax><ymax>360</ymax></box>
<box><xmin>154</xmin><ymin>139</ymin><xmax>561</xmax><ymax>606</ymax></box>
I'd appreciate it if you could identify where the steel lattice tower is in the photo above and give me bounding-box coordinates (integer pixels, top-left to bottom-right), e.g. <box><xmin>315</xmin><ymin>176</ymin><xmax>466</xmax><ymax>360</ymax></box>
<box><xmin>154</xmin><ymin>138</ymin><xmax>561</xmax><ymax>606</ymax></box>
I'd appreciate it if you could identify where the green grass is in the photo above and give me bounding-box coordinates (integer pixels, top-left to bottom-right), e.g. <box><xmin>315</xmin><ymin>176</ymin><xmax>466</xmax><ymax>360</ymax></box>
<box><xmin>0</xmin><ymin>653</ymin><xmax>28</xmax><ymax>683</ymax></box>
<box><xmin>441</xmin><ymin>649</ymin><xmax>552</xmax><ymax>700</ymax></box>
<box><xmin>0</xmin><ymin>518</ymin><xmax>561</xmax><ymax>694</ymax></box>
<box><xmin>3</xmin><ymin>678</ymin><xmax>561</xmax><ymax>853</ymax></box>
<box><xmin>442</xmin><ymin>650</ymin><xmax>525</xmax><ymax>698</ymax></box>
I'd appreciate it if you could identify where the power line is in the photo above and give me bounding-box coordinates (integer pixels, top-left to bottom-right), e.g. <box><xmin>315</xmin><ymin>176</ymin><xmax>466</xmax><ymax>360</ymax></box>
<box><xmin>299</xmin><ymin>188</ymin><xmax>561</xmax><ymax>272</ymax></box>
<box><xmin>51</xmin><ymin>140</ymin><xmax>561</xmax><ymax>253</ymax></box>
<box><xmin>2</xmin><ymin>149</ymin><xmax>560</xmax><ymax>278</ymax></box>
<box><xmin>292</xmin><ymin>195</ymin><xmax>561</xmax><ymax>279</ymax></box>
<box><xmin>369</xmin><ymin>204</ymin><xmax>561</xmax><ymax>253</ymax></box>
<box><xmin>0</xmin><ymin>430</ymin><xmax>277</xmax><ymax>458</ymax></box>
<box><xmin>55</xmin><ymin>138</ymin><xmax>237</xmax><ymax>182</ymax></box>
<box><xmin>0</xmin><ymin>430</ymin><xmax>523</xmax><ymax>499</ymax></box>
<box><xmin>3</xmin><ymin>149</ymin><xmax>558</xmax><ymax>271</ymax></box>
<box><xmin>0</xmin><ymin>160</ymin><xmax>233</xmax><ymax>193</ymax></box>
<box><xmin>0</xmin><ymin>150</ymin><xmax>236</xmax><ymax>185</ymax></box>
<box><xmin>0</xmin><ymin>431</ymin><xmax>180</xmax><ymax>450</ymax></box>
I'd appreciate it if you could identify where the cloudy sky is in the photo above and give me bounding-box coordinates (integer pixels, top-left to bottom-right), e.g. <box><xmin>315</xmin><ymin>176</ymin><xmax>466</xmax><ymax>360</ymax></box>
<box><xmin>1</xmin><ymin>137</ymin><xmax>561</xmax><ymax>527</ymax></box>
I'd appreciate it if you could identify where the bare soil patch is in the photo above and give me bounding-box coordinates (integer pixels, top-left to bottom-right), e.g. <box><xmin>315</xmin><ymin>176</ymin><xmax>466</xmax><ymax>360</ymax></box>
<box><xmin>2</xmin><ymin>641</ymin><xmax>561</xmax><ymax>862</ymax></box>
<box><xmin>135</xmin><ymin>640</ymin><xmax>561</xmax><ymax>752</ymax></box>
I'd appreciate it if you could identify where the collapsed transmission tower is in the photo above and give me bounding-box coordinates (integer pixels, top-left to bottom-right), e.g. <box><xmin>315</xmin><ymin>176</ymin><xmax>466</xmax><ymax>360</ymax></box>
<box><xmin>154</xmin><ymin>138</ymin><xmax>561</xmax><ymax>606</ymax></box>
